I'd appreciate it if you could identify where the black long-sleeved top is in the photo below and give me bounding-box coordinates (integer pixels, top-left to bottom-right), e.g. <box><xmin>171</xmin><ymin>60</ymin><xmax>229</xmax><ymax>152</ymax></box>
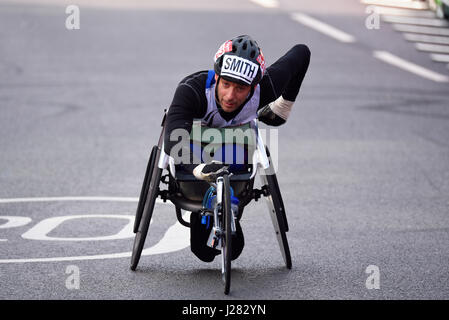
<box><xmin>164</xmin><ymin>44</ymin><xmax>311</xmax><ymax>154</ymax></box>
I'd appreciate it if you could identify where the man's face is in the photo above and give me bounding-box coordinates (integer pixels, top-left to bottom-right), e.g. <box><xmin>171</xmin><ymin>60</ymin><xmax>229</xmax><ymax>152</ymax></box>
<box><xmin>215</xmin><ymin>75</ymin><xmax>252</xmax><ymax>113</ymax></box>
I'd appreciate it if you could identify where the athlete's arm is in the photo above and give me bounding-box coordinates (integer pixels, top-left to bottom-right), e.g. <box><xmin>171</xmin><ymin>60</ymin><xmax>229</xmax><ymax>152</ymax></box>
<box><xmin>164</xmin><ymin>72</ymin><xmax>208</xmax><ymax>155</ymax></box>
<box><xmin>258</xmin><ymin>44</ymin><xmax>311</xmax><ymax>126</ymax></box>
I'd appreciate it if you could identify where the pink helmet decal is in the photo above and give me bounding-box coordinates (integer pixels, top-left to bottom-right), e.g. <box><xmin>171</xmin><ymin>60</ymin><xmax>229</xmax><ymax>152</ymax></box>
<box><xmin>214</xmin><ymin>40</ymin><xmax>233</xmax><ymax>62</ymax></box>
<box><xmin>257</xmin><ymin>50</ymin><xmax>266</xmax><ymax>76</ymax></box>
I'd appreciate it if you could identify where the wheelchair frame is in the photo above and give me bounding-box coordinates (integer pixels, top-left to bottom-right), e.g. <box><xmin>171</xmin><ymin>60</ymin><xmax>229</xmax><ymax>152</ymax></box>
<box><xmin>130</xmin><ymin>111</ymin><xmax>292</xmax><ymax>282</ymax></box>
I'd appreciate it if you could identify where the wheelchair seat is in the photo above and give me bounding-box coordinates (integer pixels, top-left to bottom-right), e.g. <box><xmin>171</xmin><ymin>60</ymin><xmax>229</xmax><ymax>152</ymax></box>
<box><xmin>173</xmin><ymin>163</ymin><xmax>253</xmax><ymax>202</ymax></box>
<box><xmin>169</xmin><ymin>121</ymin><xmax>258</xmax><ymax>203</ymax></box>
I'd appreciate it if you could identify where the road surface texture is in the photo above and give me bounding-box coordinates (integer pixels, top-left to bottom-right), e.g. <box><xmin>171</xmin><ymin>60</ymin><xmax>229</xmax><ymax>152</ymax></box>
<box><xmin>1</xmin><ymin>0</ymin><xmax>448</xmax><ymax>299</ymax></box>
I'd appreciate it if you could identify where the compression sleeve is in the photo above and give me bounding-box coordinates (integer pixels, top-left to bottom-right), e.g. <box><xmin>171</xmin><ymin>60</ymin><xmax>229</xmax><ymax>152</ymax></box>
<box><xmin>258</xmin><ymin>44</ymin><xmax>311</xmax><ymax>107</ymax></box>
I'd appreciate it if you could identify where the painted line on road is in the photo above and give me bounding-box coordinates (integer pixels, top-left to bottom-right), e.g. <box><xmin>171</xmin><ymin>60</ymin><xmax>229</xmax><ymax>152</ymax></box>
<box><xmin>373</xmin><ymin>50</ymin><xmax>449</xmax><ymax>82</ymax></box>
<box><xmin>361</xmin><ymin>0</ymin><xmax>429</xmax><ymax>10</ymax></box>
<box><xmin>249</xmin><ymin>0</ymin><xmax>279</xmax><ymax>8</ymax></box>
<box><xmin>415</xmin><ymin>42</ymin><xmax>449</xmax><ymax>54</ymax></box>
<box><xmin>0</xmin><ymin>216</ymin><xmax>32</xmax><ymax>229</ymax></box>
<box><xmin>393</xmin><ymin>24</ymin><xmax>449</xmax><ymax>36</ymax></box>
<box><xmin>291</xmin><ymin>12</ymin><xmax>356</xmax><ymax>43</ymax></box>
<box><xmin>0</xmin><ymin>196</ymin><xmax>139</xmax><ymax>204</ymax></box>
<box><xmin>431</xmin><ymin>53</ymin><xmax>449</xmax><ymax>63</ymax></box>
<box><xmin>372</xmin><ymin>6</ymin><xmax>436</xmax><ymax>17</ymax></box>
<box><xmin>0</xmin><ymin>196</ymin><xmax>170</xmax><ymax>205</ymax></box>
<box><xmin>273</xmin><ymin>3</ymin><xmax>448</xmax><ymax>84</ymax></box>
<box><xmin>382</xmin><ymin>15</ymin><xmax>449</xmax><ymax>27</ymax></box>
<box><xmin>0</xmin><ymin>251</ymin><xmax>133</xmax><ymax>263</ymax></box>
<box><xmin>0</xmin><ymin>211</ymin><xmax>190</xmax><ymax>264</ymax></box>
<box><xmin>403</xmin><ymin>33</ymin><xmax>449</xmax><ymax>45</ymax></box>
<box><xmin>0</xmin><ymin>198</ymin><xmax>189</xmax><ymax>263</ymax></box>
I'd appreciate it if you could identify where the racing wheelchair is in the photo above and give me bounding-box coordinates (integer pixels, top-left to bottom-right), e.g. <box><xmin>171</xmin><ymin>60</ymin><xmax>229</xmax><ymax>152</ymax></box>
<box><xmin>130</xmin><ymin>111</ymin><xmax>291</xmax><ymax>295</ymax></box>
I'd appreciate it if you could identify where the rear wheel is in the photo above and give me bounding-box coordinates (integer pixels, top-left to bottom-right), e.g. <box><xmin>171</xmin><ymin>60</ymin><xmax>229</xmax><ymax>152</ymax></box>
<box><xmin>265</xmin><ymin>180</ymin><xmax>292</xmax><ymax>269</ymax></box>
<box><xmin>265</xmin><ymin>170</ymin><xmax>289</xmax><ymax>232</ymax></box>
<box><xmin>134</xmin><ymin>145</ymin><xmax>158</xmax><ymax>233</ymax></box>
<box><xmin>263</xmin><ymin>146</ymin><xmax>292</xmax><ymax>269</ymax></box>
<box><xmin>130</xmin><ymin>147</ymin><xmax>163</xmax><ymax>271</ymax></box>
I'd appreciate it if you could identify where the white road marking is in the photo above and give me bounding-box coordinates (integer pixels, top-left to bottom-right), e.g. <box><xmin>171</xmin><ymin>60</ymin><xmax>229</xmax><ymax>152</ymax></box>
<box><xmin>431</xmin><ymin>53</ymin><xmax>449</xmax><ymax>63</ymax></box>
<box><xmin>0</xmin><ymin>212</ymin><xmax>190</xmax><ymax>263</ymax></box>
<box><xmin>291</xmin><ymin>13</ymin><xmax>356</xmax><ymax>43</ymax></box>
<box><xmin>0</xmin><ymin>196</ymin><xmax>170</xmax><ymax>205</ymax></box>
<box><xmin>249</xmin><ymin>0</ymin><xmax>279</xmax><ymax>8</ymax></box>
<box><xmin>0</xmin><ymin>216</ymin><xmax>32</xmax><ymax>228</ymax></box>
<box><xmin>382</xmin><ymin>15</ymin><xmax>449</xmax><ymax>27</ymax></box>
<box><xmin>0</xmin><ymin>196</ymin><xmax>187</xmax><ymax>263</ymax></box>
<box><xmin>403</xmin><ymin>33</ymin><xmax>449</xmax><ymax>45</ymax></box>
<box><xmin>372</xmin><ymin>6</ymin><xmax>436</xmax><ymax>17</ymax></box>
<box><xmin>361</xmin><ymin>0</ymin><xmax>429</xmax><ymax>10</ymax></box>
<box><xmin>21</xmin><ymin>215</ymin><xmax>135</xmax><ymax>241</ymax></box>
<box><xmin>140</xmin><ymin>211</ymin><xmax>190</xmax><ymax>255</ymax></box>
<box><xmin>0</xmin><ymin>196</ymin><xmax>138</xmax><ymax>203</ymax></box>
<box><xmin>393</xmin><ymin>24</ymin><xmax>449</xmax><ymax>36</ymax></box>
<box><xmin>415</xmin><ymin>42</ymin><xmax>449</xmax><ymax>53</ymax></box>
<box><xmin>373</xmin><ymin>50</ymin><xmax>449</xmax><ymax>82</ymax></box>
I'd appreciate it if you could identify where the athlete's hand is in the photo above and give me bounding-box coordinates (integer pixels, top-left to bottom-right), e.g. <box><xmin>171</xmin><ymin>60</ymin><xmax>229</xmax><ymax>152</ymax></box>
<box><xmin>257</xmin><ymin>103</ymin><xmax>286</xmax><ymax>126</ymax></box>
<box><xmin>257</xmin><ymin>96</ymin><xmax>294</xmax><ymax>126</ymax></box>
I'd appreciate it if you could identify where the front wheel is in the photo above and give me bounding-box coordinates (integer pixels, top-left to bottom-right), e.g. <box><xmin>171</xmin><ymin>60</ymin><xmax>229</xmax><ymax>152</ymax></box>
<box><xmin>221</xmin><ymin>174</ymin><xmax>232</xmax><ymax>295</ymax></box>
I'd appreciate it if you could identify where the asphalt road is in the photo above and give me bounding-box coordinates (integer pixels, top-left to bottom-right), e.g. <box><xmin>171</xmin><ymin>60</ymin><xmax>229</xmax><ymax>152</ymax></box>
<box><xmin>1</xmin><ymin>0</ymin><xmax>449</xmax><ymax>300</ymax></box>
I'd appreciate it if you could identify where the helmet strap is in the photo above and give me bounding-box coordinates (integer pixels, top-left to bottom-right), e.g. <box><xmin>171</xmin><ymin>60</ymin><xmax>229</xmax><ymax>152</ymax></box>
<box><xmin>214</xmin><ymin>75</ymin><xmax>221</xmax><ymax>106</ymax></box>
<box><xmin>214</xmin><ymin>75</ymin><xmax>256</xmax><ymax>117</ymax></box>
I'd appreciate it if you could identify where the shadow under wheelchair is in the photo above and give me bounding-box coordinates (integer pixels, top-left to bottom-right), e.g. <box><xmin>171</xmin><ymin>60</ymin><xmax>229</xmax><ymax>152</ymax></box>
<box><xmin>131</xmin><ymin>260</ymin><xmax>296</xmax><ymax>298</ymax></box>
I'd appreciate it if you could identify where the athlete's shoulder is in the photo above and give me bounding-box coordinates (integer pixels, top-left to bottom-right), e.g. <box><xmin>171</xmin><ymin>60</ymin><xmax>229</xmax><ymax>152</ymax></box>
<box><xmin>179</xmin><ymin>70</ymin><xmax>210</xmax><ymax>87</ymax></box>
<box><xmin>171</xmin><ymin>70</ymin><xmax>211</xmax><ymax>114</ymax></box>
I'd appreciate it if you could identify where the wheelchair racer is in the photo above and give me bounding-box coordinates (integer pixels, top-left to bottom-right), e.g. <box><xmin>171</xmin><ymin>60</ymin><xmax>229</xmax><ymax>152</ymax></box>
<box><xmin>164</xmin><ymin>35</ymin><xmax>311</xmax><ymax>262</ymax></box>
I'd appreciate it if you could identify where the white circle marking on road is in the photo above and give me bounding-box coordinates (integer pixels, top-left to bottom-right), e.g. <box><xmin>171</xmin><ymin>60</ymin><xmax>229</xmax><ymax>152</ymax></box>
<box><xmin>21</xmin><ymin>214</ymin><xmax>135</xmax><ymax>241</ymax></box>
<box><xmin>0</xmin><ymin>197</ymin><xmax>190</xmax><ymax>263</ymax></box>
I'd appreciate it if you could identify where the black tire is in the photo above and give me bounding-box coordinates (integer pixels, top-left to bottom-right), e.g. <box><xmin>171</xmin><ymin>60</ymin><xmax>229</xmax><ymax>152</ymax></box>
<box><xmin>134</xmin><ymin>145</ymin><xmax>158</xmax><ymax>233</ymax></box>
<box><xmin>265</xmin><ymin>147</ymin><xmax>288</xmax><ymax>232</ymax></box>
<box><xmin>264</xmin><ymin>147</ymin><xmax>292</xmax><ymax>269</ymax></box>
<box><xmin>267</xmin><ymin>183</ymin><xmax>292</xmax><ymax>269</ymax></box>
<box><xmin>222</xmin><ymin>174</ymin><xmax>232</xmax><ymax>295</ymax></box>
<box><xmin>130</xmin><ymin>148</ymin><xmax>163</xmax><ymax>271</ymax></box>
<box><xmin>265</xmin><ymin>173</ymin><xmax>289</xmax><ymax>232</ymax></box>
